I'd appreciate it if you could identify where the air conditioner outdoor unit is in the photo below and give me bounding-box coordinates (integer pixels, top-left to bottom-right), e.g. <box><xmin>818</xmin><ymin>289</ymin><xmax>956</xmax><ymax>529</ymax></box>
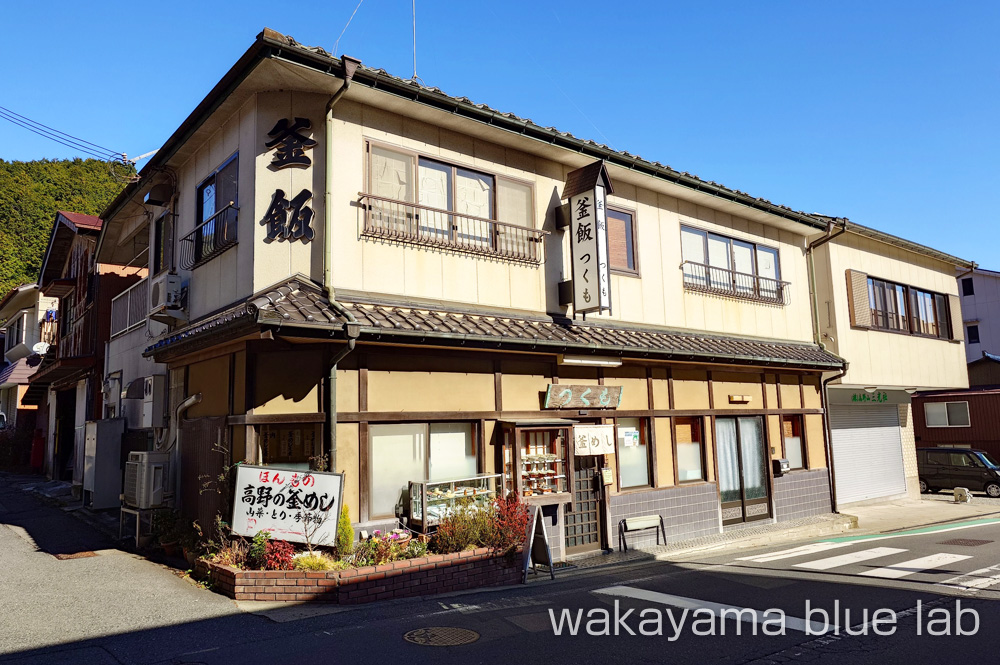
<box><xmin>123</xmin><ymin>451</ymin><xmax>171</xmax><ymax>509</ymax></box>
<box><xmin>149</xmin><ymin>273</ymin><xmax>187</xmax><ymax>324</ymax></box>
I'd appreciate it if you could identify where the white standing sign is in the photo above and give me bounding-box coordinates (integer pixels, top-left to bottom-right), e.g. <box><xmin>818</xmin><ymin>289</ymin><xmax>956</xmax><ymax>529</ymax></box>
<box><xmin>570</xmin><ymin>184</ymin><xmax>611</xmax><ymax>314</ymax></box>
<box><xmin>574</xmin><ymin>424</ymin><xmax>616</xmax><ymax>456</ymax></box>
<box><xmin>232</xmin><ymin>464</ymin><xmax>344</xmax><ymax>546</ymax></box>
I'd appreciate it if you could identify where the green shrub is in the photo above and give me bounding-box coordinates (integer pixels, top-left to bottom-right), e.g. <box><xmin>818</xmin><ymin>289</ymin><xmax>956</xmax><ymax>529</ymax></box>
<box><xmin>336</xmin><ymin>505</ymin><xmax>354</xmax><ymax>556</ymax></box>
<box><xmin>294</xmin><ymin>552</ymin><xmax>345</xmax><ymax>571</ymax></box>
<box><xmin>247</xmin><ymin>530</ymin><xmax>271</xmax><ymax>569</ymax></box>
<box><xmin>431</xmin><ymin>496</ymin><xmax>529</xmax><ymax>556</ymax></box>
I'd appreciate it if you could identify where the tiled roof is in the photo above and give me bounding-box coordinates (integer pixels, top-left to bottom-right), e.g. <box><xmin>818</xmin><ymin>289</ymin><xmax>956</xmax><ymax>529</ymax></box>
<box><xmin>0</xmin><ymin>357</ymin><xmax>38</xmax><ymax>388</ymax></box>
<box><xmin>57</xmin><ymin>211</ymin><xmax>102</xmax><ymax>231</ymax></box>
<box><xmin>146</xmin><ymin>277</ymin><xmax>842</xmax><ymax>369</ymax></box>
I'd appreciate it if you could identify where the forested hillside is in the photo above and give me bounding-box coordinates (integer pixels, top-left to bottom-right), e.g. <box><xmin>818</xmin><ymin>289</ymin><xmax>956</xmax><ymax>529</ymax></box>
<box><xmin>0</xmin><ymin>158</ymin><xmax>126</xmax><ymax>301</ymax></box>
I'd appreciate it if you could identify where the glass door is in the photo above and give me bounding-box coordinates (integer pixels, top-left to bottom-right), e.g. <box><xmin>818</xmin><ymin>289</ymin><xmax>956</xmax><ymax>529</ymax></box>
<box><xmin>716</xmin><ymin>416</ymin><xmax>771</xmax><ymax>525</ymax></box>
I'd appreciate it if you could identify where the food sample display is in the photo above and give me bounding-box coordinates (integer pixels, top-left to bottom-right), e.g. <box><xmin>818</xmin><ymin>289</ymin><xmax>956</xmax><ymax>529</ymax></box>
<box><xmin>501</xmin><ymin>428</ymin><xmax>569</xmax><ymax>499</ymax></box>
<box><xmin>408</xmin><ymin>474</ymin><xmax>500</xmax><ymax>531</ymax></box>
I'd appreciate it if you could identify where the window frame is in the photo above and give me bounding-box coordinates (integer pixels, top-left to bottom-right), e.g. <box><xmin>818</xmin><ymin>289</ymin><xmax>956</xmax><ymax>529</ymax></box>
<box><xmin>192</xmin><ymin>152</ymin><xmax>239</xmax><ymax>267</ymax></box>
<box><xmin>672</xmin><ymin>415</ymin><xmax>708</xmax><ymax>484</ymax></box>
<box><xmin>679</xmin><ymin>224</ymin><xmax>785</xmax><ymax>304</ymax></box>
<box><xmin>152</xmin><ymin>211</ymin><xmax>175</xmax><ymax>276</ymax></box>
<box><xmin>607</xmin><ymin>205</ymin><xmax>640</xmax><ymax>277</ymax></box>
<box><xmin>4</xmin><ymin>312</ymin><xmax>24</xmax><ymax>352</ymax></box>
<box><xmin>865</xmin><ymin>276</ymin><xmax>953</xmax><ymax>340</ymax></box>
<box><xmin>962</xmin><ymin>277</ymin><xmax>975</xmax><ymax>297</ymax></box>
<box><xmin>924</xmin><ymin>401</ymin><xmax>971</xmax><ymax>428</ymax></box>
<box><xmin>780</xmin><ymin>415</ymin><xmax>806</xmax><ymax>471</ymax></box>
<box><xmin>613</xmin><ymin>417</ymin><xmax>652</xmax><ymax>490</ymax></box>
<box><xmin>364</xmin><ymin>140</ymin><xmax>537</xmax><ymax>231</ymax></box>
<box><xmin>968</xmin><ymin>324</ymin><xmax>981</xmax><ymax>345</ymax></box>
<box><xmin>367</xmin><ymin>421</ymin><xmax>481</xmax><ymax>520</ymax></box>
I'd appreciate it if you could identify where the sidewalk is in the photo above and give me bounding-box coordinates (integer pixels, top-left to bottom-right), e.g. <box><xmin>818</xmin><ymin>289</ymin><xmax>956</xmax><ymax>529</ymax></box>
<box><xmin>843</xmin><ymin>494</ymin><xmax>1000</xmax><ymax>536</ymax></box>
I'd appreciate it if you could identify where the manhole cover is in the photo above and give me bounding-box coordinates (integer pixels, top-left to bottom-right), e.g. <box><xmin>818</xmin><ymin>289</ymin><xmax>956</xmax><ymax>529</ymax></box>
<box><xmin>53</xmin><ymin>551</ymin><xmax>97</xmax><ymax>560</ymax></box>
<box><xmin>403</xmin><ymin>627</ymin><xmax>480</xmax><ymax>647</ymax></box>
<box><xmin>937</xmin><ymin>538</ymin><xmax>994</xmax><ymax>547</ymax></box>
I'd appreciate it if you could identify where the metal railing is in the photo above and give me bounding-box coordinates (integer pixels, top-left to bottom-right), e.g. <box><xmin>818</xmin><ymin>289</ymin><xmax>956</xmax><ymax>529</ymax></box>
<box><xmin>358</xmin><ymin>193</ymin><xmax>548</xmax><ymax>264</ymax></box>
<box><xmin>179</xmin><ymin>204</ymin><xmax>239</xmax><ymax>270</ymax></box>
<box><xmin>681</xmin><ymin>261</ymin><xmax>790</xmax><ymax>305</ymax></box>
<box><xmin>110</xmin><ymin>278</ymin><xmax>149</xmax><ymax>338</ymax></box>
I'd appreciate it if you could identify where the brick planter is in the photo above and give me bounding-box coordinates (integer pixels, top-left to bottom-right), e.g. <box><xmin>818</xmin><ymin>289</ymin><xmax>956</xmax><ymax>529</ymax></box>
<box><xmin>195</xmin><ymin>547</ymin><xmax>524</xmax><ymax>603</ymax></box>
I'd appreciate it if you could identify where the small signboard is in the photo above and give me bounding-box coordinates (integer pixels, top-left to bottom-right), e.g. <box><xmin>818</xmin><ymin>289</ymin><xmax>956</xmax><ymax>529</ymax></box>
<box><xmin>522</xmin><ymin>504</ymin><xmax>555</xmax><ymax>583</ymax></box>
<box><xmin>544</xmin><ymin>384</ymin><xmax>623</xmax><ymax>409</ymax></box>
<box><xmin>574</xmin><ymin>424</ymin><xmax>616</xmax><ymax>456</ymax></box>
<box><xmin>231</xmin><ymin>464</ymin><xmax>343</xmax><ymax>546</ymax></box>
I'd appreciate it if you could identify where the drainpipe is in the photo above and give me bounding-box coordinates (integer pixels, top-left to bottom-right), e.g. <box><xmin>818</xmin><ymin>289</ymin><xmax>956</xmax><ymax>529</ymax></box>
<box><xmin>321</xmin><ymin>55</ymin><xmax>362</xmax><ymax>474</ymax></box>
<box><xmin>806</xmin><ymin>219</ymin><xmax>849</xmax><ymax>515</ymax></box>
<box><xmin>822</xmin><ymin>366</ymin><xmax>848</xmax><ymax>513</ymax></box>
<box><xmin>323</xmin><ymin>55</ymin><xmax>361</xmax><ymax>292</ymax></box>
<box><xmin>155</xmin><ymin>392</ymin><xmax>202</xmax><ymax>508</ymax></box>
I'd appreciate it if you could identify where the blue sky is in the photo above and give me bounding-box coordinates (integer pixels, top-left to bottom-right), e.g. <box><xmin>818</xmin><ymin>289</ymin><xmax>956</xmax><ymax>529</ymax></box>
<box><xmin>2</xmin><ymin>1</ymin><xmax>998</xmax><ymax>266</ymax></box>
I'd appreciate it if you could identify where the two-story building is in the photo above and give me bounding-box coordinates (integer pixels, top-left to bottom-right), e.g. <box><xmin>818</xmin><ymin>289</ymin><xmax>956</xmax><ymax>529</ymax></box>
<box><xmin>95</xmin><ymin>28</ymin><xmax>849</xmax><ymax>558</ymax></box>
<box><xmin>953</xmin><ymin>267</ymin><xmax>1000</xmax><ymax>382</ymax></box>
<box><xmin>25</xmin><ymin>211</ymin><xmax>143</xmax><ymax>484</ymax></box>
<box><xmin>810</xmin><ymin>218</ymin><xmax>971</xmax><ymax>506</ymax></box>
<box><xmin>0</xmin><ymin>283</ymin><xmax>57</xmax><ymax>431</ymax></box>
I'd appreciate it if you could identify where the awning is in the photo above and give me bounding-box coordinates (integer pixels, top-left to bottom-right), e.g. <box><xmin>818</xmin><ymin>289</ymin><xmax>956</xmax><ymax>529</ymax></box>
<box><xmin>144</xmin><ymin>275</ymin><xmax>845</xmax><ymax>371</ymax></box>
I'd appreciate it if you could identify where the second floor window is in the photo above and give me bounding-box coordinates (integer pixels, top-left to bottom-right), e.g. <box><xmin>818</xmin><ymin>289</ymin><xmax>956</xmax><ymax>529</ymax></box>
<box><xmin>153</xmin><ymin>212</ymin><xmax>174</xmax><ymax>275</ymax></box>
<box><xmin>181</xmin><ymin>153</ymin><xmax>239</xmax><ymax>270</ymax></box>
<box><xmin>608</xmin><ymin>208</ymin><xmax>637</xmax><ymax>275</ymax></box>
<box><xmin>867</xmin><ymin>277</ymin><xmax>952</xmax><ymax>339</ymax></box>
<box><xmin>680</xmin><ymin>225</ymin><xmax>783</xmax><ymax>303</ymax></box>
<box><xmin>363</xmin><ymin>142</ymin><xmax>544</xmax><ymax>263</ymax></box>
<box><xmin>4</xmin><ymin>313</ymin><xmax>24</xmax><ymax>352</ymax></box>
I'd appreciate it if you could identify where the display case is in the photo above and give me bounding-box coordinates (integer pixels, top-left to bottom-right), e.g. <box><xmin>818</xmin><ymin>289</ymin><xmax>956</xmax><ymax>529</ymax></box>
<box><xmin>408</xmin><ymin>473</ymin><xmax>500</xmax><ymax>532</ymax></box>
<box><xmin>498</xmin><ymin>421</ymin><xmax>573</xmax><ymax>503</ymax></box>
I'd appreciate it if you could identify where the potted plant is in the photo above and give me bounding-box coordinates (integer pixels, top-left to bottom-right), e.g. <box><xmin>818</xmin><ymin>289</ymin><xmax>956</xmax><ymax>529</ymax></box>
<box><xmin>153</xmin><ymin>510</ymin><xmax>180</xmax><ymax>558</ymax></box>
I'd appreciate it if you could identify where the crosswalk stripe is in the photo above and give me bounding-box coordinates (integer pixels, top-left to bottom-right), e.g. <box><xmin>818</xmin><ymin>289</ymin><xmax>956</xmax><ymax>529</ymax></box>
<box><xmin>736</xmin><ymin>541</ymin><xmax>853</xmax><ymax>563</ymax></box>
<box><xmin>593</xmin><ymin>585</ymin><xmax>834</xmax><ymax>633</ymax></box>
<box><xmin>793</xmin><ymin>547</ymin><xmax>907</xmax><ymax>571</ymax></box>
<box><xmin>938</xmin><ymin>565</ymin><xmax>1000</xmax><ymax>591</ymax></box>
<box><xmin>859</xmin><ymin>553</ymin><xmax>972</xmax><ymax>579</ymax></box>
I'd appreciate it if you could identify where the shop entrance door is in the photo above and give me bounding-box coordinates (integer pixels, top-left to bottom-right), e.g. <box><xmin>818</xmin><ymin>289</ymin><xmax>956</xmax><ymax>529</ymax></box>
<box><xmin>565</xmin><ymin>455</ymin><xmax>603</xmax><ymax>555</ymax></box>
<box><xmin>716</xmin><ymin>417</ymin><xmax>771</xmax><ymax>526</ymax></box>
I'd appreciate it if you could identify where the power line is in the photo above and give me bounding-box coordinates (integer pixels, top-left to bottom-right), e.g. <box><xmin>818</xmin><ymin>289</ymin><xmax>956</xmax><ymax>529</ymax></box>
<box><xmin>333</xmin><ymin>0</ymin><xmax>366</xmax><ymax>56</ymax></box>
<box><xmin>0</xmin><ymin>104</ymin><xmax>124</xmax><ymax>161</ymax></box>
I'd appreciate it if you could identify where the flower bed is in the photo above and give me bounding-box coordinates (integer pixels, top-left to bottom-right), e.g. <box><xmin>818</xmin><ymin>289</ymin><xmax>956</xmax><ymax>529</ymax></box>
<box><xmin>196</xmin><ymin>546</ymin><xmax>524</xmax><ymax>603</ymax></box>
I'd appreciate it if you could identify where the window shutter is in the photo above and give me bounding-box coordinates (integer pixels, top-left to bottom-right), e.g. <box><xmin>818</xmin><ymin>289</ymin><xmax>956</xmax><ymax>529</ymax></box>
<box><xmin>949</xmin><ymin>294</ymin><xmax>964</xmax><ymax>342</ymax></box>
<box><xmin>846</xmin><ymin>270</ymin><xmax>872</xmax><ymax>328</ymax></box>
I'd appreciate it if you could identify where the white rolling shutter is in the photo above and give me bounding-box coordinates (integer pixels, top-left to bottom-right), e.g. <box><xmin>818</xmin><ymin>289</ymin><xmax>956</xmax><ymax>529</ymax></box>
<box><xmin>830</xmin><ymin>405</ymin><xmax>907</xmax><ymax>504</ymax></box>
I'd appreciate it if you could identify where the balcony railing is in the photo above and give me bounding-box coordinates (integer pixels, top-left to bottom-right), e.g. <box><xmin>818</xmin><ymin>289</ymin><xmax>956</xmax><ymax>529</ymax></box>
<box><xmin>39</xmin><ymin>318</ymin><xmax>58</xmax><ymax>347</ymax></box>
<box><xmin>681</xmin><ymin>261</ymin><xmax>790</xmax><ymax>305</ymax></box>
<box><xmin>358</xmin><ymin>193</ymin><xmax>548</xmax><ymax>264</ymax></box>
<box><xmin>179</xmin><ymin>204</ymin><xmax>238</xmax><ymax>270</ymax></box>
<box><xmin>110</xmin><ymin>278</ymin><xmax>149</xmax><ymax>338</ymax></box>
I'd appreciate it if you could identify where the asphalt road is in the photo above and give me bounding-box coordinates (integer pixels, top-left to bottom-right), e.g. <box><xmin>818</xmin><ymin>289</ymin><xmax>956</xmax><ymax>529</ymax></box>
<box><xmin>5</xmin><ymin>478</ymin><xmax>1000</xmax><ymax>664</ymax></box>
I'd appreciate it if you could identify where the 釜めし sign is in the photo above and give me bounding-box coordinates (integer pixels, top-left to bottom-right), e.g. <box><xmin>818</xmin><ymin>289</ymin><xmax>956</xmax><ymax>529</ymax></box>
<box><xmin>232</xmin><ymin>465</ymin><xmax>343</xmax><ymax>545</ymax></box>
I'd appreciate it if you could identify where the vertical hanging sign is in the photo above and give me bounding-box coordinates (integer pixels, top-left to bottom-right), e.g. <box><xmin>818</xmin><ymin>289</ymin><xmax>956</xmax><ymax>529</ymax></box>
<box><xmin>563</xmin><ymin>161</ymin><xmax>614</xmax><ymax>316</ymax></box>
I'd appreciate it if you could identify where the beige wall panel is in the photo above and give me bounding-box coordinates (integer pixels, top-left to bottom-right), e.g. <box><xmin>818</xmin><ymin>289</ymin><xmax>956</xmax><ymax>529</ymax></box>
<box><xmin>501</xmin><ymin>373</ymin><xmax>549</xmax><ymax>412</ymax></box>
<box><xmin>368</xmin><ymin>371</ymin><xmax>494</xmax><ymax>412</ymax></box>
<box><xmin>767</xmin><ymin>414</ymin><xmax>782</xmax><ymax>459</ymax></box>
<box><xmin>329</xmin><ymin>100</ymin><xmax>365</xmax><ymax>293</ymax></box>
<box><xmin>187</xmin><ymin>356</ymin><xmax>230</xmax><ymax>417</ymax></box>
<box><xmin>802</xmin><ymin>375</ymin><xmax>822</xmax><ymax>409</ymax></box>
<box><xmin>337</xmin><ymin>368</ymin><xmax>359</xmax><ymax>412</ymax></box>
<box><xmin>779</xmin><ymin>375</ymin><xmax>802</xmax><ymax>409</ymax></box>
<box><xmin>482</xmin><ymin>420</ymin><xmax>497</xmax><ymax>474</ymax></box>
<box><xmin>236</xmin><ymin>97</ymin><xmax>257</xmax><ymax>300</ymax></box>
<box><xmin>672</xmin><ymin>369</ymin><xmax>710</xmax><ymax>409</ymax></box>
<box><xmin>654</xmin><ymin>417</ymin><xmax>674</xmax><ymax>487</ymax></box>
<box><xmin>336</xmin><ymin>423</ymin><xmax>360</xmax><ymax>520</ymax></box>
<box><xmin>804</xmin><ymin>414</ymin><xmax>826</xmax><ymax>469</ymax></box>
<box><xmin>711</xmin><ymin>371</ymin><xmax>764</xmax><ymax>410</ymax></box>
<box><xmin>604</xmin><ymin>377</ymin><xmax>647</xmax><ymax>410</ymax></box>
<box><xmin>253</xmin><ymin>350</ymin><xmax>323</xmax><ymax>414</ymax></box>
<box><xmin>763</xmin><ymin>374</ymin><xmax>779</xmax><ymax>409</ymax></box>
<box><xmin>403</xmin><ymin>247</ymin><xmax>444</xmax><ymax>300</ymax></box>
<box><xmin>252</xmin><ymin>91</ymin><xmax>294</xmax><ymax>291</ymax></box>
<box><xmin>650</xmin><ymin>376</ymin><xmax>670</xmax><ymax>410</ymax></box>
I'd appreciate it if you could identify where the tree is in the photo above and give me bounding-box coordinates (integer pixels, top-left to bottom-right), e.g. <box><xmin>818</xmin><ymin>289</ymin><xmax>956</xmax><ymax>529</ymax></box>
<box><xmin>0</xmin><ymin>158</ymin><xmax>127</xmax><ymax>306</ymax></box>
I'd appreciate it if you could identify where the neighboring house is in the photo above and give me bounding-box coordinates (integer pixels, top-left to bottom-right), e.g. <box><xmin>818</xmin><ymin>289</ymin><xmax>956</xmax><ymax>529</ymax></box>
<box><xmin>25</xmin><ymin>211</ymin><xmax>143</xmax><ymax>483</ymax></box>
<box><xmin>967</xmin><ymin>351</ymin><xmax>1000</xmax><ymax>387</ymax></box>
<box><xmin>912</xmin><ymin>388</ymin><xmax>998</xmax><ymax>458</ymax></box>
<box><xmin>956</xmin><ymin>267</ymin><xmax>1000</xmax><ymax>367</ymax></box>
<box><xmin>0</xmin><ymin>283</ymin><xmax>58</xmax><ymax>431</ymax></box>
<box><xmin>810</xmin><ymin>218</ymin><xmax>972</xmax><ymax>506</ymax></box>
<box><xmin>94</xmin><ymin>28</ymin><xmax>850</xmax><ymax>558</ymax></box>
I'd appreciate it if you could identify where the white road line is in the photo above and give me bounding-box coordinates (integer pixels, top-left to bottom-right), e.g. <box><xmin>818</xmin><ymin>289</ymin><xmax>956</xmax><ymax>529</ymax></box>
<box><xmin>736</xmin><ymin>541</ymin><xmax>853</xmax><ymax>563</ymax></box>
<box><xmin>593</xmin><ymin>585</ymin><xmax>835</xmax><ymax>634</ymax></box>
<box><xmin>793</xmin><ymin>547</ymin><xmax>907</xmax><ymax>571</ymax></box>
<box><xmin>859</xmin><ymin>553</ymin><xmax>972</xmax><ymax>579</ymax></box>
<box><xmin>938</xmin><ymin>564</ymin><xmax>1000</xmax><ymax>591</ymax></box>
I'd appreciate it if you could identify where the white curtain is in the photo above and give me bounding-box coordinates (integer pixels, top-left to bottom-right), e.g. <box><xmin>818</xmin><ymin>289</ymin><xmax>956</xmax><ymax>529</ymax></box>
<box><xmin>370</xmin><ymin>146</ymin><xmax>414</xmax><ymax>200</ymax></box>
<box><xmin>370</xmin><ymin>424</ymin><xmax>425</xmax><ymax>518</ymax></box>
<box><xmin>715</xmin><ymin>418</ymin><xmax>740</xmax><ymax>503</ymax></box>
<box><xmin>707</xmin><ymin>234</ymin><xmax>731</xmax><ymax>289</ymax></box>
<box><xmin>417</xmin><ymin>158</ymin><xmax>451</xmax><ymax>239</ymax></box>
<box><xmin>429</xmin><ymin>423</ymin><xmax>476</xmax><ymax>481</ymax></box>
<box><xmin>455</xmin><ymin>168</ymin><xmax>493</xmax><ymax>247</ymax></box>
<box><xmin>681</xmin><ymin>227</ymin><xmax>707</xmax><ymax>286</ymax></box>
<box><xmin>732</xmin><ymin>240</ymin><xmax>755</xmax><ymax>295</ymax></box>
<box><xmin>738</xmin><ymin>417</ymin><xmax>766</xmax><ymax>500</ymax></box>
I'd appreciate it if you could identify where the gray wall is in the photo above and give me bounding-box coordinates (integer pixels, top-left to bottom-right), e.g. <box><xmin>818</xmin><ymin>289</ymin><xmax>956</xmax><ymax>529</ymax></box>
<box><xmin>773</xmin><ymin>469</ymin><xmax>832</xmax><ymax>522</ymax></box>
<box><xmin>610</xmin><ymin>483</ymin><xmax>721</xmax><ymax>549</ymax></box>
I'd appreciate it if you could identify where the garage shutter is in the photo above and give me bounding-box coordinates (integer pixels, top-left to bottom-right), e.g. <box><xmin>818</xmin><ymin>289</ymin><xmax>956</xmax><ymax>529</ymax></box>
<box><xmin>830</xmin><ymin>405</ymin><xmax>907</xmax><ymax>504</ymax></box>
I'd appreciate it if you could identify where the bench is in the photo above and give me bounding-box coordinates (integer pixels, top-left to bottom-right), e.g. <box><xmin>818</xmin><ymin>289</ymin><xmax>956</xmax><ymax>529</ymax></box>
<box><xmin>618</xmin><ymin>514</ymin><xmax>667</xmax><ymax>552</ymax></box>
